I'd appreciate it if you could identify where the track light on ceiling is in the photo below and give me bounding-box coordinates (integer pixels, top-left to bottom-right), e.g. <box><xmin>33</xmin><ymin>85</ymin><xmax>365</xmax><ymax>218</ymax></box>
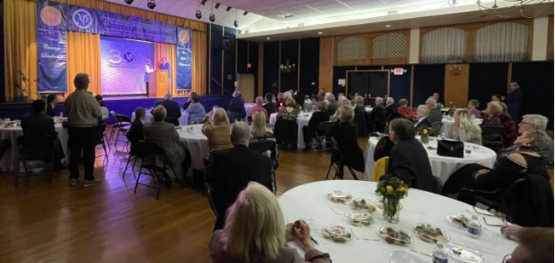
<box><xmin>200</xmin><ymin>0</ymin><xmax>207</xmax><ymax>5</ymax></box>
<box><xmin>243</xmin><ymin>11</ymin><xmax>248</xmax><ymax>16</ymax></box>
<box><xmin>195</xmin><ymin>0</ymin><xmax>202</xmax><ymax>19</ymax></box>
<box><xmin>147</xmin><ymin>0</ymin><xmax>156</xmax><ymax>9</ymax></box>
<box><xmin>124</xmin><ymin>0</ymin><xmax>134</xmax><ymax>5</ymax></box>
<box><xmin>234</xmin><ymin>8</ymin><xmax>238</xmax><ymax>28</ymax></box>
<box><xmin>209</xmin><ymin>3</ymin><xmax>215</xmax><ymax>22</ymax></box>
<box><xmin>214</xmin><ymin>3</ymin><xmax>220</xmax><ymax>9</ymax></box>
<box><xmin>226</xmin><ymin>6</ymin><xmax>232</xmax><ymax>12</ymax></box>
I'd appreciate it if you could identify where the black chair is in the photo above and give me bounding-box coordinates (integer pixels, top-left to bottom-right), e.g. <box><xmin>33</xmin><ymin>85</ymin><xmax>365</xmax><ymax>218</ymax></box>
<box><xmin>249</xmin><ymin>139</ymin><xmax>278</xmax><ymax>192</ymax></box>
<box><xmin>122</xmin><ymin>133</ymin><xmax>146</xmax><ymax>178</ymax></box>
<box><xmin>15</xmin><ymin>135</ymin><xmax>55</xmax><ymax>186</ymax></box>
<box><xmin>203</xmin><ymin>151</ymin><xmax>220</xmax><ymax>223</ymax></box>
<box><xmin>481</xmin><ymin>126</ymin><xmax>504</xmax><ymax>151</ymax></box>
<box><xmin>353</xmin><ymin>106</ymin><xmax>368</xmax><ymax>136</ymax></box>
<box><xmin>109</xmin><ymin>111</ymin><xmax>130</xmax><ymax>143</ymax></box>
<box><xmin>165</xmin><ymin>117</ymin><xmax>179</xmax><ymax>126</ymax></box>
<box><xmin>0</xmin><ymin>139</ymin><xmax>12</xmax><ymax>175</ymax></box>
<box><xmin>95</xmin><ymin>124</ymin><xmax>109</xmax><ymax>159</ymax></box>
<box><xmin>431</xmin><ymin>176</ymin><xmax>444</xmax><ymax>195</ymax></box>
<box><xmin>114</xmin><ymin>114</ymin><xmax>131</xmax><ymax>148</ymax></box>
<box><xmin>430</xmin><ymin>121</ymin><xmax>443</xmax><ymax>136</ymax></box>
<box><xmin>315</xmin><ymin>121</ymin><xmax>333</xmax><ymax>152</ymax></box>
<box><xmin>325</xmin><ymin>138</ymin><xmax>359</xmax><ymax>180</ymax></box>
<box><xmin>133</xmin><ymin>141</ymin><xmax>180</xmax><ymax>199</ymax></box>
<box><xmin>273</xmin><ymin>117</ymin><xmax>298</xmax><ymax>150</ymax></box>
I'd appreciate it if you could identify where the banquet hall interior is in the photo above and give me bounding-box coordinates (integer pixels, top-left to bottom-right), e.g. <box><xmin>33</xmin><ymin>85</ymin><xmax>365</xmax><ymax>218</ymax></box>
<box><xmin>1</xmin><ymin>0</ymin><xmax>554</xmax><ymax>262</ymax></box>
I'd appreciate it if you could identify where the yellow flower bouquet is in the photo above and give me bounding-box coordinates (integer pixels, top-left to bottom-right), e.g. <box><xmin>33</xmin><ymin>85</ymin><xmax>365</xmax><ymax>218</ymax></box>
<box><xmin>375</xmin><ymin>177</ymin><xmax>409</xmax><ymax>223</ymax></box>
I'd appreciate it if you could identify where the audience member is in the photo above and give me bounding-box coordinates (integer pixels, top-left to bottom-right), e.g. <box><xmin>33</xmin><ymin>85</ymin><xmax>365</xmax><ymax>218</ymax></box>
<box><xmin>327</xmin><ymin>106</ymin><xmax>364</xmax><ymax>178</ymax></box>
<box><xmin>316</xmin><ymin>88</ymin><xmax>326</xmax><ymax>101</ymax></box>
<box><xmin>467</xmin><ymin>99</ymin><xmax>481</xmax><ymax>118</ymax></box>
<box><xmin>397</xmin><ymin>98</ymin><xmax>414</xmax><ymax>120</ymax></box>
<box><xmin>505</xmin><ymin>81</ymin><xmax>522</xmax><ymax>121</ymax></box>
<box><xmin>507</xmin><ymin>114</ymin><xmax>553</xmax><ymax>163</ymax></box>
<box><xmin>21</xmin><ymin>99</ymin><xmax>65</xmax><ymax>170</ymax></box>
<box><xmin>65</xmin><ymin>73</ymin><xmax>102</xmax><ymax>187</ymax></box>
<box><xmin>208</xmin><ymin>122</ymin><xmax>273</xmax><ymax>230</ymax></box>
<box><xmin>274</xmin><ymin>93</ymin><xmax>286</xmax><ymax>112</ymax></box>
<box><xmin>381</xmin><ymin>118</ymin><xmax>435</xmax><ymax>191</ymax></box>
<box><xmin>303</xmin><ymin>102</ymin><xmax>330</xmax><ymax>149</ymax></box>
<box><xmin>447</xmin><ymin>110</ymin><xmax>482</xmax><ymax>144</ymax></box>
<box><xmin>251</xmin><ymin>111</ymin><xmax>273</xmax><ymax>140</ymax></box>
<box><xmin>46</xmin><ymin>94</ymin><xmax>58</xmax><ymax>117</ymax></box>
<box><xmin>182</xmin><ymin>92</ymin><xmax>199</xmax><ymax>111</ymax></box>
<box><xmin>432</xmin><ymin>92</ymin><xmax>443</xmax><ymax>107</ymax></box>
<box><xmin>202</xmin><ymin>108</ymin><xmax>233</xmax><ymax>152</ymax></box>
<box><xmin>373</xmin><ymin>112</ymin><xmax>405</xmax><ymax>161</ymax></box>
<box><xmin>155</xmin><ymin>93</ymin><xmax>181</xmax><ymax>126</ymax></box>
<box><xmin>144</xmin><ymin>105</ymin><xmax>187</xmax><ymax>181</ymax></box>
<box><xmin>95</xmin><ymin>95</ymin><xmax>109</xmax><ymax>122</ymax></box>
<box><xmin>263</xmin><ymin>93</ymin><xmax>276</xmax><ymax>115</ymax></box>
<box><xmin>414</xmin><ymin>105</ymin><xmax>432</xmax><ymax>129</ymax></box>
<box><xmin>369</xmin><ymin>97</ymin><xmax>386</xmax><ymax>132</ymax></box>
<box><xmin>277</xmin><ymin>98</ymin><xmax>299</xmax><ymax>121</ymax></box>
<box><xmin>228</xmin><ymin>90</ymin><xmax>246</xmax><ymax>121</ymax></box>
<box><xmin>491</xmin><ymin>94</ymin><xmax>502</xmax><ymax>102</ymax></box>
<box><xmin>353</xmin><ymin>96</ymin><xmax>368</xmax><ymax>136</ymax></box>
<box><xmin>209</xmin><ymin>182</ymin><xmax>331</xmax><ymax>263</ymax></box>
<box><xmin>185</xmin><ymin>93</ymin><xmax>206</xmax><ymax>124</ymax></box>
<box><xmin>330</xmin><ymin>98</ymin><xmax>352</xmax><ymax>122</ymax></box>
<box><xmin>384</xmin><ymin>97</ymin><xmax>395</xmax><ymax>118</ymax></box>
<box><xmin>325</xmin><ymin>93</ymin><xmax>338</xmax><ymax>115</ymax></box>
<box><xmin>249</xmin><ymin>96</ymin><xmax>269</xmax><ymax>121</ymax></box>
<box><xmin>482</xmin><ymin>101</ymin><xmax>517</xmax><ymax>147</ymax></box>
<box><xmin>425</xmin><ymin>98</ymin><xmax>442</xmax><ymax>124</ymax></box>
<box><xmin>127</xmin><ymin>107</ymin><xmax>145</xmax><ymax>145</ymax></box>
<box><xmin>309</xmin><ymin>96</ymin><xmax>319</xmax><ymax>112</ymax></box>
<box><xmin>501</xmin><ymin>225</ymin><xmax>554</xmax><ymax>262</ymax></box>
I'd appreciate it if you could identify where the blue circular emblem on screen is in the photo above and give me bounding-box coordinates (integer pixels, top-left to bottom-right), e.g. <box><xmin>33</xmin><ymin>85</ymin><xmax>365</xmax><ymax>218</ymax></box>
<box><xmin>72</xmin><ymin>9</ymin><xmax>93</xmax><ymax>30</ymax></box>
<box><xmin>123</xmin><ymin>52</ymin><xmax>135</xmax><ymax>63</ymax></box>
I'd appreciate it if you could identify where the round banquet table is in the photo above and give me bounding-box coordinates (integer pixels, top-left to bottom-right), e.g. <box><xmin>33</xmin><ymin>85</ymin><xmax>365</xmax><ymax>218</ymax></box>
<box><xmin>363</xmin><ymin>137</ymin><xmax>496</xmax><ymax>183</ymax></box>
<box><xmin>279</xmin><ymin>180</ymin><xmax>516</xmax><ymax>263</ymax></box>
<box><xmin>132</xmin><ymin>111</ymin><xmax>189</xmax><ymax>126</ymax></box>
<box><xmin>269</xmin><ymin>112</ymin><xmax>313</xmax><ymax>149</ymax></box>
<box><xmin>0</xmin><ymin>123</ymin><xmax>69</xmax><ymax>173</ymax></box>
<box><xmin>440</xmin><ymin>116</ymin><xmax>483</xmax><ymax>135</ymax></box>
<box><xmin>244</xmin><ymin>103</ymin><xmax>257</xmax><ymax>117</ymax></box>
<box><xmin>177</xmin><ymin>124</ymin><xmax>209</xmax><ymax>171</ymax></box>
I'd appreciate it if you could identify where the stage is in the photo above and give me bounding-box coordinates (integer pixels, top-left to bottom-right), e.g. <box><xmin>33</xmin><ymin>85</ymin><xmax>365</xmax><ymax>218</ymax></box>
<box><xmin>0</xmin><ymin>95</ymin><xmax>232</xmax><ymax>124</ymax></box>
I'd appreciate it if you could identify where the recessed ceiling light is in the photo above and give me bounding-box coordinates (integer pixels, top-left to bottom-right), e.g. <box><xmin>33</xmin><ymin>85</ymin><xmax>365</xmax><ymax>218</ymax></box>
<box><xmin>385</xmin><ymin>24</ymin><xmax>391</xmax><ymax>28</ymax></box>
<box><xmin>266</xmin><ymin>37</ymin><xmax>271</xmax><ymax>40</ymax></box>
<box><xmin>317</xmin><ymin>32</ymin><xmax>323</xmax><ymax>35</ymax></box>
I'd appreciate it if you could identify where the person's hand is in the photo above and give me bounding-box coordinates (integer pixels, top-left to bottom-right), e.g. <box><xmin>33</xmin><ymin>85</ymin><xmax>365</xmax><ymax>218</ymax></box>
<box><xmin>285</xmin><ymin>223</ymin><xmax>295</xmax><ymax>242</ymax></box>
<box><xmin>292</xmin><ymin>220</ymin><xmax>315</xmax><ymax>251</ymax></box>
<box><xmin>473</xmin><ymin>169</ymin><xmax>489</xmax><ymax>179</ymax></box>
<box><xmin>501</xmin><ymin>225</ymin><xmax>522</xmax><ymax>241</ymax></box>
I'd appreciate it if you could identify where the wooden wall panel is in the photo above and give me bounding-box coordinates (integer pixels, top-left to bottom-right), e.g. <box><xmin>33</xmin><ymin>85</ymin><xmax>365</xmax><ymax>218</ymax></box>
<box><xmin>319</xmin><ymin>37</ymin><xmax>334</xmax><ymax>93</ymax></box>
<box><xmin>444</xmin><ymin>64</ymin><xmax>469</xmax><ymax>108</ymax></box>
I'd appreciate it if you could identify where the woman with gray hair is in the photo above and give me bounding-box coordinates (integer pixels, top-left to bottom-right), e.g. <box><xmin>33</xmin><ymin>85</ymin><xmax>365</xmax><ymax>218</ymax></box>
<box><xmin>185</xmin><ymin>92</ymin><xmax>206</xmax><ymax>124</ymax></box>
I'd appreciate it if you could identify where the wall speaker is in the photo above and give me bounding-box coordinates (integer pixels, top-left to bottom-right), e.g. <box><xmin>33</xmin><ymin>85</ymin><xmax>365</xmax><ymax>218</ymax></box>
<box><xmin>221</xmin><ymin>36</ymin><xmax>230</xmax><ymax>50</ymax></box>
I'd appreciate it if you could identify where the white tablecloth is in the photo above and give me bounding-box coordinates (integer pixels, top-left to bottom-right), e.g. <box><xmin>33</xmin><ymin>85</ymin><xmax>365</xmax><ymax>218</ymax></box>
<box><xmin>269</xmin><ymin>112</ymin><xmax>313</xmax><ymax>149</ymax></box>
<box><xmin>440</xmin><ymin>117</ymin><xmax>483</xmax><ymax>135</ymax></box>
<box><xmin>132</xmin><ymin>111</ymin><xmax>190</xmax><ymax>126</ymax></box>
<box><xmin>363</xmin><ymin>137</ymin><xmax>496</xmax><ymax>182</ymax></box>
<box><xmin>279</xmin><ymin>180</ymin><xmax>516</xmax><ymax>263</ymax></box>
<box><xmin>0</xmin><ymin>123</ymin><xmax>69</xmax><ymax>173</ymax></box>
<box><xmin>177</xmin><ymin>124</ymin><xmax>209</xmax><ymax>171</ymax></box>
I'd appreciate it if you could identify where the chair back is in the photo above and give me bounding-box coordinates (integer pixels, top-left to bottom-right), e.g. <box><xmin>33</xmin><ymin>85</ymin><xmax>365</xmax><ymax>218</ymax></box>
<box><xmin>110</xmin><ymin>111</ymin><xmax>117</xmax><ymax>120</ymax></box>
<box><xmin>430</xmin><ymin>121</ymin><xmax>443</xmax><ymax>136</ymax></box>
<box><xmin>372</xmin><ymin>157</ymin><xmax>389</xmax><ymax>182</ymax></box>
<box><xmin>127</xmin><ymin>133</ymin><xmax>146</xmax><ymax>158</ymax></box>
<box><xmin>315</xmin><ymin>121</ymin><xmax>333</xmax><ymax>138</ymax></box>
<box><xmin>249</xmin><ymin>139</ymin><xmax>278</xmax><ymax>170</ymax></box>
<box><xmin>116</xmin><ymin>114</ymin><xmax>131</xmax><ymax>123</ymax></box>
<box><xmin>17</xmin><ymin>135</ymin><xmax>54</xmax><ymax>162</ymax></box>
<box><xmin>273</xmin><ymin>118</ymin><xmax>298</xmax><ymax>146</ymax></box>
<box><xmin>481</xmin><ymin>125</ymin><xmax>504</xmax><ymax>150</ymax></box>
<box><xmin>96</xmin><ymin>124</ymin><xmax>107</xmax><ymax>144</ymax></box>
<box><xmin>140</xmin><ymin>140</ymin><xmax>174</xmax><ymax>168</ymax></box>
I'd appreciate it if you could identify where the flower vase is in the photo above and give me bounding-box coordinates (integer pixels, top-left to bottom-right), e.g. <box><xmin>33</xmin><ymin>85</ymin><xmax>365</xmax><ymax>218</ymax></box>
<box><xmin>420</xmin><ymin>133</ymin><xmax>429</xmax><ymax>145</ymax></box>
<box><xmin>382</xmin><ymin>197</ymin><xmax>400</xmax><ymax>223</ymax></box>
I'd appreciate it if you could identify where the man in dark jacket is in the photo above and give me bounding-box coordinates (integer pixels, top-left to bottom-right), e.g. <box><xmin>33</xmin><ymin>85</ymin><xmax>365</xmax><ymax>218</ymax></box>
<box><xmin>505</xmin><ymin>81</ymin><xmax>522</xmax><ymax>121</ymax></box>
<box><xmin>262</xmin><ymin>93</ymin><xmax>276</xmax><ymax>114</ymax></box>
<box><xmin>228</xmin><ymin>90</ymin><xmax>246</xmax><ymax>121</ymax></box>
<box><xmin>381</xmin><ymin>118</ymin><xmax>436</xmax><ymax>192</ymax></box>
<box><xmin>155</xmin><ymin>93</ymin><xmax>181</xmax><ymax>126</ymax></box>
<box><xmin>303</xmin><ymin>102</ymin><xmax>331</xmax><ymax>149</ymax></box>
<box><xmin>207</xmin><ymin>122</ymin><xmax>273</xmax><ymax>230</ymax></box>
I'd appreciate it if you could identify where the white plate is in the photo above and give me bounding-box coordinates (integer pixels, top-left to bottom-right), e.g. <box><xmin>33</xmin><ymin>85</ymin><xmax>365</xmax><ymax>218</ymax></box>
<box><xmin>326</xmin><ymin>191</ymin><xmax>352</xmax><ymax>204</ymax></box>
<box><xmin>344</xmin><ymin>211</ymin><xmax>373</xmax><ymax>227</ymax></box>
<box><xmin>389</xmin><ymin>251</ymin><xmax>426</xmax><ymax>263</ymax></box>
<box><xmin>413</xmin><ymin>223</ymin><xmax>450</xmax><ymax>243</ymax></box>
<box><xmin>446</xmin><ymin>243</ymin><xmax>485</xmax><ymax>263</ymax></box>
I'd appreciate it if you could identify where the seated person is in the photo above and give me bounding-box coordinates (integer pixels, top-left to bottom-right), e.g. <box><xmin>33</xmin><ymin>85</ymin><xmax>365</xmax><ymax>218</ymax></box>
<box><xmin>207</xmin><ymin>122</ymin><xmax>273</xmax><ymax>230</ymax></box>
<box><xmin>127</xmin><ymin>107</ymin><xmax>145</xmax><ymax>146</ymax></box>
<box><xmin>182</xmin><ymin>92</ymin><xmax>199</xmax><ymax>111</ymax></box>
<box><xmin>384</xmin><ymin>97</ymin><xmax>395</xmax><ymax>119</ymax></box>
<box><xmin>514</xmin><ymin>114</ymin><xmax>553</xmax><ymax>163</ymax></box>
<box><xmin>414</xmin><ymin>105</ymin><xmax>432</xmax><ymax>130</ymax></box>
<box><xmin>202</xmin><ymin>108</ymin><xmax>233</xmax><ymax>152</ymax></box>
<box><xmin>443</xmin><ymin>130</ymin><xmax>549</xmax><ymax>203</ymax></box>
<box><xmin>425</xmin><ymin>98</ymin><xmax>442</xmax><ymax>125</ymax></box>
<box><xmin>21</xmin><ymin>100</ymin><xmax>65</xmax><ymax>169</ymax></box>
<box><xmin>325</xmin><ymin>93</ymin><xmax>338</xmax><ymax>115</ymax></box>
<box><xmin>155</xmin><ymin>94</ymin><xmax>181</xmax><ymax>126</ymax></box>
<box><xmin>144</xmin><ymin>105</ymin><xmax>187</xmax><ymax>179</ymax></box>
<box><xmin>353</xmin><ymin>96</ymin><xmax>368</xmax><ymax>136</ymax></box>
<box><xmin>228</xmin><ymin>90</ymin><xmax>246</xmax><ymax>121</ymax></box>
<box><xmin>327</xmin><ymin>106</ymin><xmax>364</xmax><ymax>179</ymax></box>
<box><xmin>501</xmin><ymin>225</ymin><xmax>554</xmax><ymax>262</ymax></box>
<box><xmin>185</xmin><ymin>93</ymin><xmax>206</xmax><ymax>124</ymax></box>
<box><xmin>251</xmin><ymin>111</ymin><xmax>274</xmax><ymax>140</ymax></box>
<box><xmin>46</xmin><ymin>94</ymin><xmax>59</xmax><ymax>117</ymax></box>
<box><xmin>482</xmin><ymin>101</ymin><xmax>517</xmax><ymax>148</ymax></box>
<box><xmin>369</xmin><ymin>97</ymin><xmax>386</xmax><ymax>132</ymax></box>
<box><xmin>95</xmin><ymin>95</ymin><xmax>109</xmax><ymax>123</ymax></box>
<box><xmin>397</xmin><ymin>98</ymin><xmax>414</xmax><ymax>121</ymax></box>
<box><xmin>277</xmin><ymin>98</ymin><xmax>299</xmax><ymax>121</ymax></box>
<box><xmin>249</xmin><ymin>96</ymin><xmax>269</xmax><ymax>122</ymax></box>
<box><xmin>210</xmin><ymin>182</ymin><xmax>332</xmax><ymax>263</ymax></box>
<box><xmin>447</xmin><ymin>109</ymin><xmax>482</xmax><ymax>145</ymax></box>
<box><xmin>373</xmin><ymin>112</ymin><xmax>405</xmax><ymax>162</ymax></box>
<box><xmin>303</xmin><ymin>102</ymin><xmax>330</xmax><ymax>148</ymax></box>
<box><xmin>380</xmin><ymin>118</ymin><xmax>435</xmax><ymax>192</ymax></box>
<box><xmin>309</xmin><ymin>96</ymin><xmax>319</xmax><ymax>112</ymax></box>
<box><xmin>263</xmin><ymin>93</ymin><xmax>276</xmax><ymax>115</ymax></box>
<box><xmin>467</xmin><ymin>99</ymin><xmax>481</xmax><ymax>118</ymax></box>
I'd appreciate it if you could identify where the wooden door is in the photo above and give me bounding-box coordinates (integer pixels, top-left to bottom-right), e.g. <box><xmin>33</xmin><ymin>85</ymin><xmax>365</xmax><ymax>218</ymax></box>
<box><xmin>238</xmin><ymin>74</ymin><xmax>255</xmax><ymax>103</ymax></box>
<box><xmin>444</xmin><ymin>64</ymin><xmax>469</xmax><ymax>108</ymax></box>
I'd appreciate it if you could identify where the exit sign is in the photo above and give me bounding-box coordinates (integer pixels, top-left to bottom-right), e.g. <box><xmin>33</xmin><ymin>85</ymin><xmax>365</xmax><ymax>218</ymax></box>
<box><xmin>393</xmin><ymin>68</ymin><xmax>404</xmax><ymax>75</ymax></box>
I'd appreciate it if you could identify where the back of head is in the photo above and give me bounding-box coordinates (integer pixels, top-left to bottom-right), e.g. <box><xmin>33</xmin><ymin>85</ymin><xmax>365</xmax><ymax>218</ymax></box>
<box><xmin>318</xmin><ymin>101</ymin><xmax>328</xmax><ymax>112</ymax></box>
<box><xmin>285</xmin><ymin>98</ymin><xmax>296</xmax><ymax>108</ymax></box>
<box><xmin>340</xmin><ymin>98</ymin><xmax>350</xmax><ymax>107</ymax></box>
<box><xmin>417</xmin><ymin>105</ymin><xmax>430</xmax><ymax>117</ymax></box>
<box><xmin>135</xmin><ymin>107</ymin><xmax>146</xmax><ymax>120</ymax></box>
<box><xmin>32</xmin><ymin>99</ymin><xmax>46</xmax><ymax>114</ymax></box>
<box><xmin>152</xmin><ymin>105</ymin><xmax>167</xmax><ymax>122</ymax></box>
<box><xmin>525</xmin><ymin>130</ymin><xmax>548</xmax><ymax>149</ymax></box>
<box><xmin>277</xmin><ymin>93</ymin><xmax>283</xmax><ymax>100</ymax></box>
<box><xmin>399</xmin><ymin>98</ymin><xmax>407</xmax><ymax>106</ymax></box>
<box><xmin>191</xmin><ymin>92</ymin><xmax>200</xmax><ymax>103</ymax></box>
<box><xmin>255</xmin><ymin>96</ymin><xmax>264</xmax><ymax>106</ymax></box>
<box><xmin>47</xmin><ymin>94</ymin><xmax>57</xmax><ymax>104</ymax></box>
<box><xmin>386</xmin><ymin>97</ymin><xmax>395</xmax><ymax>106</ymax></box>
<box><xmin>355</xmin><ymin>96</ymin><xmax>364</xmax><ymax>106</ymax></box>
<box><xmin>325</xmin><ymin>93</ymin><xmax>335</xmax><ymax>102</ymax></box>
<box><xmin>425</xmin><ymin>99</ymin><xmax>437</xmax><ymax>109</ymax></box>
<box><xmin>457</xmin><ymin>110</ymin><xmax>480</xmax><ymax>131</ymax></box>
<box><xmin>212</xmin><ymin>108</ymin><xmax>230</xmax><ymax>126</ymax></box>
<box><xmin>233</xmin><ymin>90</ymin><xmax>241</xmax><ymax>97</ymax></box>
<box><xmin>390</xmin><ymin>118</ymin><xmax>416</xmax><ymax>141</ymax></box>
<box><xmin>339</xmin><ymin>105</ymin><xmax>354</xmax><ymax>122</ymax></box>
<box><xmin>283</xmin><ymin>91</ymin><xmax>292</xmax><ymax>100</ymax></box>
<box><xmin>375</xmin><ymin>97</ymin><xmax>384</xmax><ymax>106</ymax></box>
<box><xmin>523</xmin><ymin>114</ymin><xmax>548</xmax><ymax>132</ymax></box>
<box><xmin>73</xmin><ymin>73</ymin><xmax>90</xmax><ymax>90</ymax></box>
<box><xmin>164</xmin><ymin>93</ymin><xmax>172</xmax><ymax>101</ymax></box>
<box><xmin>231</xmin><ymin>121</ymin><xmax>251</xmax><ymax>146</ymax></box>
<box><xmin>95</xmin><ymin>95</ymin><xmax>103</xmax><ymax>102</ymax></box>
<box><xmin>469</xmin><ymin>99</ymin><xmax>480</xmax><ymax>108</ymax></box>
<box><xmin>251</xmin><ymin>111</ymin><xmax>268</xmax><ymax>137</ymax></box>
<box><xmin>224</xmin><ymin>182</ymin><xmax>285</xmax><ymax>262</ymax></box>
<box><xmin>487</xmin><ymin>101</ymin><xmax>503</xmax><ymax>116</ymax></box>
<box><xmin>265</xmin><ymin>93</ymin><xmax>273</xmax><ymax>102</ymax></box>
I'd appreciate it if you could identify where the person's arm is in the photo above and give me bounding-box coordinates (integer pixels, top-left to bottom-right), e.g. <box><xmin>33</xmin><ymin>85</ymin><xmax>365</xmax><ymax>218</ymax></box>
<box><xmin>288</xmin><ymin>220</ymin><xmax>332</xmax><ymax>263</ymax></box>
<box><xmin>89</xmin><ymin>97</ymin><xmax>102</xmax><ymax>118</ymax></box>
<box><xmin>387</xmin><ymin>149</ymin><xmax>416</xmax><ymax>186</ymax></box>
<box><xmin>373</xmin><ymin>136</ymin><xmax>390</xmax><ymax>161</ymax></box>
<box><xmin>475</xmin><ymin>153</ymin><xmax>526</xmax><ymax>188</ymax></box>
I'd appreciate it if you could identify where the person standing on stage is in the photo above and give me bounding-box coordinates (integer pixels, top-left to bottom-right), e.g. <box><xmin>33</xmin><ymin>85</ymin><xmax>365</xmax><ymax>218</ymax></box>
<box><xmin>65</xmin><ymin>73</ymin><xmax>102</xmax><ymax>187</ymax></box>
<box><xmin>160</xmin><ymin>57</ymin><xmax>171</xmax><ymax>93</ymax></box>
<box><xmin>144</xmin><ymin>59</ymin><xmax>154</xmax><ymax>95</ymax></box>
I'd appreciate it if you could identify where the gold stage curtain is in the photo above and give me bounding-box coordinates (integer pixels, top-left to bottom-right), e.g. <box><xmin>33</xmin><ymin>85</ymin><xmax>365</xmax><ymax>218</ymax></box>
<box><xmin>66</xmin><ymin>32</ymin><xmax>101</xmax><ymax>97</ymax></box>
<box><xmin>192</xmin><ymin>31</ymin><xmax>207</xmax><ymax>95</ymax></box>
<box><xmin>3</xmin><ymin>0</ymin><xmax>38</xmax><ymax>101</ymax></box>
<box><xmin>154</xmin><ymin>43</ymin><xmax>177</xmax><ymax>96</ymax></box>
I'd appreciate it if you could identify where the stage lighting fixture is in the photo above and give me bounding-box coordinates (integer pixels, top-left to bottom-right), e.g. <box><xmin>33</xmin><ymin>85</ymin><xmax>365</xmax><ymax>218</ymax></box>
<box><xmin>243</xmin><ymin>11</ymin><xmax>248</xmax><ymax>16</ymax></box>
<box><xmin>209</xmin><ymin>13</ymin><xmax>215</xmax><ymax>22</ymax></box>
<box><xmin>200</xmin><ymin>0</ymin><xmax>207</xmax><ymax>5</ymax></box>
<box><xmin>124</xmin><ymin>0</ymin><xmax>134</xmax><ymax>5</ymax></box>
<box><xmin>214</xmin><ymin>3</ymin><xmax>221</xmax><ymax>9</ymax></box>
<box><xmin>233</xmin><ymin>20</ymin><xmax>238</xmax><ymax>28</ymax></box>
<box><xmin>195</xmin><ymin>10</ymin><xmax>202</xmax><ymax>19</ymax></box>
<box><xmin>226</xmin><ymin>6</ymin><xmax>232</xmax><ymax>12</ymax></box>
<box><xmin>147</xmin><ymin>0</ymin><xmax>156</xmax><ymax>9</ymax></box>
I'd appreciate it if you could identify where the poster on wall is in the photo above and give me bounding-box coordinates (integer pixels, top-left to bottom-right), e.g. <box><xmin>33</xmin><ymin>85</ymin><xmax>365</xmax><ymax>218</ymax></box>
<box><xmin>176</xmin><ymin>26</ymin><xmax>192</xmax><ymax>90</ymax></box>
<box><xmin>37</xmin><ymin>2</ymin><xmax>68</xmax><ymax>92</ymax></box>
<box><xmin>100</xmin><ymin>37</ymin><xmax>154</xmax><ymax>95</ymax></box>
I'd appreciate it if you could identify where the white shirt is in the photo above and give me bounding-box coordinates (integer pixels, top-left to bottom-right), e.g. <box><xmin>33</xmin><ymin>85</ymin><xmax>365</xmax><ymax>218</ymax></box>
<box><xmin>145</xmin><ymin>65</ymin><xmax>154</xmax><ymax>74</ymax></box>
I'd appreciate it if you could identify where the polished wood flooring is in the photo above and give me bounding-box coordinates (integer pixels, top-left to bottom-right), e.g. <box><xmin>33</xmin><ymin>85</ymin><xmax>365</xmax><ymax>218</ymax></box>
<box><xmin>0</xmin><ymin>135</ymin><xmax>551</xmax><ymax>263</ymax></box>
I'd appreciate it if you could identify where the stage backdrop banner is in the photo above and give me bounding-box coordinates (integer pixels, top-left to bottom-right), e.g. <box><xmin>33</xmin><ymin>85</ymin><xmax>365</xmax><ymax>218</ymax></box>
<box><xmin>100</xmin><ymin>37</ymin><xmax>154</xmax><ymax>96</ymax></box>
<box><xmin>36</xmin><ymin>1</ymin><xmax>191</xmax><ymax>93</ymax></box>
<box><xmin>176</xmin><ymin>27</ymin><xmax>192</xmax><ymax>90</ymax></box>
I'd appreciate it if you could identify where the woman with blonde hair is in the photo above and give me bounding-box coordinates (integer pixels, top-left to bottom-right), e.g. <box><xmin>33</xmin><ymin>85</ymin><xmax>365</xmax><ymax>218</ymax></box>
<box><xmin>448</xmin><ymin>109</ymin><xmax>482</xmax><ymax>145</ymax></box>
<box><xmin>203</xmin><ymin>108</ymin><xmax>233</xmax><ymax>152</ymax></box>
<box><xmin>482</xmin><ymin>101</ymin><xmax>517</xmax><ymax>147</ymax></box>
<box><xmin>251</xmin><ymin>111</ymin><xmax>274</xmax><ymax>140</ymax></box>
<box><xmin>210</xmin><ymin>182</ymin><xmax>331</xmax><ymax>263</ymax></box>
<box><xmin>277</xmin><ymin>98</ymin><xmax>299</xmax><ymax>121</ymax></box>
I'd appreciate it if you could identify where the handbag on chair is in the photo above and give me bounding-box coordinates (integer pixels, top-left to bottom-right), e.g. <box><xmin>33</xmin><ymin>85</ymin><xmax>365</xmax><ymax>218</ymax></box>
<box><xmin>437</xmin><ymin>140</ymin><xmax>464</xmax><ymax>158</ymax></box>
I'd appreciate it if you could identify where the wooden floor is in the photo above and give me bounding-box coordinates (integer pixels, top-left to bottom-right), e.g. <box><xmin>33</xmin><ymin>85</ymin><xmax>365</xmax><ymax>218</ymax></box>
<box><xmin>0</xmin><ymin>136</ymin><xmax>552</xmax><ymax>263</ymax></box>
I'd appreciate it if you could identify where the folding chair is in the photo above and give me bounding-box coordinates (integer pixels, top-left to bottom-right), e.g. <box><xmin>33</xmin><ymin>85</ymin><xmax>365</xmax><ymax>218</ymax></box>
<box><xmin>15</xmin><ymin>135</ymin><xmax>55</xmax><ymax>186</ymax></box>
<box><xmin>325</xmin><ymin>138</ymin><xmax>359</xmax><ymax>180</ymax></box>
<box><xmin>249</xmin><ymin>139</ymin><xmax>278</xmax><ymax>192</ymax></box>
<box><xmin>133</xmin><ymin>141</ymin><xmax>180</xmax><ymax>199</ymax></box>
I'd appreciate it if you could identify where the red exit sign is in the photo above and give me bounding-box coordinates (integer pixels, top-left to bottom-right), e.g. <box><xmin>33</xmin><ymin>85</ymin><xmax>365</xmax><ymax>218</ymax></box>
<box><xmin>393</xmin><ymin>68</ymin><xmax>404</xmax><ymax>75</ymax></box>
